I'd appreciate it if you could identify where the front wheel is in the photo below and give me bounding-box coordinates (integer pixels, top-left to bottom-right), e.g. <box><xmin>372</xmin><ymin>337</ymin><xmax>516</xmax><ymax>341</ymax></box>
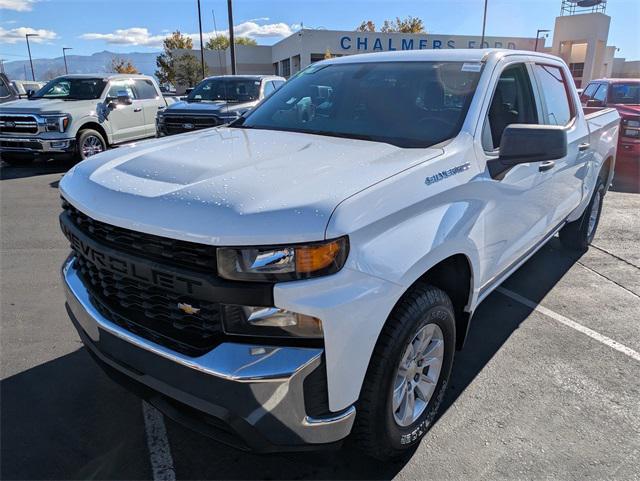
<box><xmin>353</xmin><ymin>284</ymin><xmax>456</xmax><ymax>460</ymax></box>
<box><xmin>76</xmin><ymin>129</ymin><xmax>106</xmax><ymax>161</ymax></box>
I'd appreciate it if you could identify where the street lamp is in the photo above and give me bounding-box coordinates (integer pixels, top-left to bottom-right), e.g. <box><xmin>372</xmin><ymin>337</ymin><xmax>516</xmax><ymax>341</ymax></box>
<box><xmin>480</xmin><ymin>0</ymin><xmax>489</xmax><ymax>48</ymax></box>
<box><xmin>534</xmin><ymin>29</ymin><xmax>551</xmax><ymax>52</ymax></box>
<box><xmin>25</xmin><ymin>33</ymin><xmax>39</xmax><ymax>81</ymax></box>
<box><xmin>63</xmin><ymin>47</ymin><xmax>73</xmax><ymax>74</ymax></box>
<box><xmin>196</xmin><ymin>0</ymin><xmax>206</xmax><ymax>80</ymax></box>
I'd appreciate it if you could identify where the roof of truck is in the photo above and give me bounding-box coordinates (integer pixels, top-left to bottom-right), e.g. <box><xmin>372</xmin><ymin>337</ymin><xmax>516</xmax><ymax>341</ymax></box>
<box><xmin>325</xmin><ymin>48</ymin><xmax>562</xmax><ymax>64</ymax></box>
<box><xmin>53</xmin><ymin>73</ymin><xmax>154</xmax><ymax>80</ymax></box>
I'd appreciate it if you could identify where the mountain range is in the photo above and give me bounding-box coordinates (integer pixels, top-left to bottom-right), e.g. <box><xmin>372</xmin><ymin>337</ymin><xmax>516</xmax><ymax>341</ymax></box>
<box><xmin>2</xmin><ymin>51</ymin><xmax>161</xmax><ymax>82</ymax></box>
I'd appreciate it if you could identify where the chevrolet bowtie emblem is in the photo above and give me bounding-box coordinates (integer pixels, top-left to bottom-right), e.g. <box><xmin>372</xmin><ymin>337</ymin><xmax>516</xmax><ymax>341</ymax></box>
<box><xmin>177</xmin><ymin>302</ymin><xmax>201</xmax><ymax>315</ymax></box>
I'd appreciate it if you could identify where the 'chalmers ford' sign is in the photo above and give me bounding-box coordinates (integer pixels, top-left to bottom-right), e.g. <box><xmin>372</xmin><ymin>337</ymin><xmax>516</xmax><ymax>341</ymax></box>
<box><xmin>338</xmin><ymin>35</ymin><xmax>530</xmax><ymax>51</ymax></box>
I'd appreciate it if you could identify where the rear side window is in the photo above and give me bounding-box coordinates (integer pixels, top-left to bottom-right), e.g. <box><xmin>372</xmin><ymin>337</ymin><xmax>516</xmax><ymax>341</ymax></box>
<box><xmin>134</xmin><ymin>79</ymin><xmax>159</xmax><ymax>99</ymax></box>
<box><xmin>533</xmin><ymin>64</ymin><xmax>573</xmax><ymax>126</ymax></box>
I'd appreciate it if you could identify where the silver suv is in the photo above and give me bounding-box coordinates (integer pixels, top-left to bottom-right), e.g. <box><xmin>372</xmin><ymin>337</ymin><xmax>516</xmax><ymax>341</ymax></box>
<box><xmin>0</xmin><ymin>74</ymin><xmax>167</xmax><ymax>164</ymax></box>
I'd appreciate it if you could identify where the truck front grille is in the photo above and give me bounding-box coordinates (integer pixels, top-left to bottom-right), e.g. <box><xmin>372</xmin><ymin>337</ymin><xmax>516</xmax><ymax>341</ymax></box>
<box><xmin>76</xmin><ymin>254</ymin><xmax>224</xmax><ymax>356</ymax></box>
<box><xmin>162</xmin><ymin>115</ymin><xmax>221</xmax><ymax>134</ymax></box>
<box><xmin>62</xmin><ymin>199</ymin><xmax>217</xmax><ymax>272</ymax></box>
<box><xmin>0</xmin><ymin>115</ymin><xmax>39</xmax><ymax>134</ymax></box>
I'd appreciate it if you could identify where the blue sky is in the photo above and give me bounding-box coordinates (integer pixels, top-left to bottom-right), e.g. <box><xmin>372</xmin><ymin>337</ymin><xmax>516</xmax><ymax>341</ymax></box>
<box><xmin>1</xmin><ymin>0</ymin><xmax>639</xmax><ymax>62</ymax></box>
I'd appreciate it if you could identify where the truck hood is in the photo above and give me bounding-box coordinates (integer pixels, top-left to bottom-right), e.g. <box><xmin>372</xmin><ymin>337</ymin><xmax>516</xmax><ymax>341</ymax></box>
<box><xmin>611</xmin><ymin>104</ymin><xmax>640</xmax><ymax>119</ymax></box>
<box><xmin>165</xmin><ymin>100</ymin><xmax>255</xmax><ymax>115</ymax></box>
<box><xmin>60</xmin><ymin>127</ymin><xmax>442</xmax><ymax>245</ymax></box>
<box><xmin>0</xmin><ymin>97</ymin><xmax>95</xmax><ymax>114</ymax></box>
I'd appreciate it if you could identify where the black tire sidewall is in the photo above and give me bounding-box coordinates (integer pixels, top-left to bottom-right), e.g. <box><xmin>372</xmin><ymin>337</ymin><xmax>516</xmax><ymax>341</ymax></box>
<box><xmin>584</xmin><ymin>179</ymin><xmax>605</xmax><ymax>245</ymax></box>
<box><xmin>382</xmin><ymin>301</ymin><xmax>455</xmax><ymax>451</ymax></box>
<box><xmin>77</xmin><ymin>129</ymin><xmax>106</xmax><ymax>161</ymax></box>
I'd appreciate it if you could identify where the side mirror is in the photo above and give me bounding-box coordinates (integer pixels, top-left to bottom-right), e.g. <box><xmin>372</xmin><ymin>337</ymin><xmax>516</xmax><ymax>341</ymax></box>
<box><xmin>26</xmin><ymin>89</ymin><xmax>35</xmax><ymax>98</ymax></box>
<box><xmin>487</xmin><ymin>124</ymin><xmax>567</xmax><ymax>179</ymax></box>
<box><xmin>116</xmin><ymin>90</ymin><xmax>133</xmax><ymax>105</ymax></box>
<box><xmin>586</xmin><ymin>99</ymin><xmax>604</xmax><ymax>108</ymax></box>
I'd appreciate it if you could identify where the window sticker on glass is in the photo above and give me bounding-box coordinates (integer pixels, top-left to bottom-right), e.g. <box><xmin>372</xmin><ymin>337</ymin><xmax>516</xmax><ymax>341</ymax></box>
<box><xmin>461</xmin><ymin>63</ymin><xmax>482</xmax><ymax>72</ymax></box>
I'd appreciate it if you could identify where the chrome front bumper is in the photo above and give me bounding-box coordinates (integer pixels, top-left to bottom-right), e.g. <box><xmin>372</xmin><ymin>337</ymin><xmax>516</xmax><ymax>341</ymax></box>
<box><xmin>0</xmin><ymin>136</ymin><xmax>74</xmax><ymax>153</ymax></box>
<box><xmin>61</xmin><ymin>256</ymin><xmax>355</xmax><ymax>450</ymax></box>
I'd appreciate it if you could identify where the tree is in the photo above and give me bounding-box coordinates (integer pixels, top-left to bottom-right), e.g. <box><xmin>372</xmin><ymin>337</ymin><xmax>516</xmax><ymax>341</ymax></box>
<box><xmin>155</xmin><ymin>30</ymin><xmax>193</xmax><ymax>85</ymax></box>
<box><xmin>381</xmin><ymin>16</ymin><xmax>425</xmax><ymax>33</ymax></box>
<box><xmin>109</xmin><ymin>57</ymin><xmax>139</xmax><ymax>74</ymax></box>
<box><xmin>357</xmin><ymin>16</ymin><xmax>426</xmax><ymax>33</ymax></box>
<box><xmin>205</xmin><ymin>35</ymin><xmax>257</xmax><ymax>50</ymax></box>
<box><xmin>174</xmin><ymin>54</ymin><xmax>207</xmax><ymax>88</ymax></box>
<box><xmin>324</xmin><ymin>48</ymin><xmax>333</xmax><ymax>60</ymax></box>
<box><xmin>356</xmin><ymin>20</ymin><xmax>376</xmax><ymax>32</ymax></box>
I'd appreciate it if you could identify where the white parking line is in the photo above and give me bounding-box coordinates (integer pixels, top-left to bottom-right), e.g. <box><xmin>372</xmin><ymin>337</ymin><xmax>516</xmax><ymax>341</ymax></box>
<box><xmin>142</xmin><ymin>401</ymin><xmax>176</xmax><ymax>481</ymax></box>
<box><xmin>497</xmin><ymin>287</ymin><xmax>640</xmax><ymax>363</ymax></box>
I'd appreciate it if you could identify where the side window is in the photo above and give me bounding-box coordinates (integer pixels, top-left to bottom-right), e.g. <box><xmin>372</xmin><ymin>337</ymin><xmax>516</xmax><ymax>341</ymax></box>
<box><xmin>593</xmin><ymin>84</ymin><xmax>608</xmax><ymax>104</ymax></box>
<box><xmin>0</xmin><ymin>78</ymin><xmax>10</xmax><ymax>98</ymax></box>
<box><xmin>107</xmin><ymin>81</ymin><xmax>136</xmax><ymax>99</ymax></box>
<box><xmin>533</xmin><ymin>64</ymin><xmax>573</xmax><ymax>126</ymax></box>
<box><xmin>581</xmin><ymin>83</ymin><xmax>599</xmax><ymax>102</ymax></box>
<box><xmin>273</xmin><ymin>80</ymin><xmax>285</xmax><ymax>89</ymax></box>
<box><xmin>484</xmin><ymin>64</ymin><xmax>538</xmax><ymax>151</ymax></box>
<box><xmin>134</xmin><ymin>79</ymin><xmax>159</xmax><ymax>100</ymax></box>
<box><xmin>263</xmin><ymin>81</ymin><xmax>275</xmax><ymax>97</ymax></box>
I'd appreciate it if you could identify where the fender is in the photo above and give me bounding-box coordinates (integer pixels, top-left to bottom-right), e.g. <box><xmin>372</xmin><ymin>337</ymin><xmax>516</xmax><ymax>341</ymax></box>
<box><xmin>74</xmin><ymin>112</ymin><xmax>114</xmax><ymax>145</ymax></box>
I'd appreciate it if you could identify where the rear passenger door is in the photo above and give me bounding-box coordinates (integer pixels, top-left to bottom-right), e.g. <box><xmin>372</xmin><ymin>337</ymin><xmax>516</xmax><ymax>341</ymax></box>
<box><xmin>133</xmin><ymin>79</ymin><xmax>165</xmax><ymax>137</ymax></box>
<box><xmin>531</xmin><ymin>62</ymin><xmax>589</xmax><ymax>228</ymax></box>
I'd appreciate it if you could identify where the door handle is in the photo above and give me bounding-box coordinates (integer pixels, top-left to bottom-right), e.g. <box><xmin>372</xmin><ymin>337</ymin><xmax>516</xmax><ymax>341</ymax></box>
<box><xmin>578</xmin><ymin>142</ymin><xmax>590</xmax><ymax>151</ymax></box>
<box><xmin>539</xmin><ymin>160</ymin><xmax>555</xmax><ymax>172</ymax></box>
<box><xmin>157</xmin><ymin>106</ymin><xmax>165</xmax><ymax>110</ymax></box>
<box><xmin>134</xmin><ymin>107</ymin><xmax>142</xmax><ymax>112</ymax></box>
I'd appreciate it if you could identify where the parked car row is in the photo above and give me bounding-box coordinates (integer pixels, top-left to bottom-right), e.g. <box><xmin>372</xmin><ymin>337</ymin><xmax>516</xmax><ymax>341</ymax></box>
<box><xmin>0</xmin><ymin>73</ymin><xmax>285</xmax><ymax>164</ymax></box>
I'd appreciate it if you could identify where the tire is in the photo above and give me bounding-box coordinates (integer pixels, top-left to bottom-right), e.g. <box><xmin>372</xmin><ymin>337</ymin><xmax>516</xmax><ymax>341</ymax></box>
<box><xmin>1</xmin><ymin>152</ymin><xmax>34</xmax><ymax>165</ymax></box>
<box><xmin>559</xmin><ymin>175</ymin><xmax>606</xmax><ymax>251</ymax></box>
<box><xmin>76</xmin><ymin>129</ymin><xmax>106</xmax><ymax>161</ymax></box>
<box><xmin>353</xmin><ymin>283</ymin><xmax>456</xmax><ymax>460</ymax></box>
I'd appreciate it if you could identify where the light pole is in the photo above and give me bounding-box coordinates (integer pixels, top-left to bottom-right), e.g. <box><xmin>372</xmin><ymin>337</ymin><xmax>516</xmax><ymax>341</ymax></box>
<box><xmin>196</xmin><ymin>0</ymin><xmax>206</xmax><ymax>80</ymax></box>
<box><xmin>480</xmin><ymin>0</ymin><xmax>489</xmax><ymax>48</ymax></box>
<box><xmin>25</xmin><ymin>33</ymin><xmax>39</xmax><ymax>81</ymax></box>
<box><xmin>534</xmin><ymin>29</ymin><xmax>551</xmax><ymax>52</ymax></box>
<box><xmin>227</xmin><ymin>0</ymin><xmax>236</xmax><ymax>75</ymax></box>
<box><xmin>63</xmin><ymin>47</ymin><xmax>73</xmax><ymax>74</ymax></box>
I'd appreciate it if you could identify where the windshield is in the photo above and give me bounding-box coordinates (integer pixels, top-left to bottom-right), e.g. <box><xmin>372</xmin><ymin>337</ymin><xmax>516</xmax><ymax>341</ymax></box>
<box><xmin>236</xmin><ymin>61</ymin><xmax>481</xmax><ymax>148</ymax></box>
<box><xmin>31</xmin><ymin>77</ymin><xmax>107</xmax><ymax>100</ymax></box>
<box><xmin>609</xmin><ymin>83</ymin><xmax>640</xmax><ymax>105</ymax></box>
<box><xmin>188</xmin><ymin>78</ymin><xmax>261</xmax><ymax>102</ymax></box>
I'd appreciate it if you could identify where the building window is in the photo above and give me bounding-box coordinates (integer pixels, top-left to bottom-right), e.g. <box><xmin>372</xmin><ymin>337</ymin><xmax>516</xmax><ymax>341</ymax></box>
<box><xmin>273</xmin><ymin>62</ymin><xmax>279</xmax><ymax>75</ymax></box>
<box><xmin>281</xmin><ymin>58</ymin><xmax>291</xmax><ymax>78</ymax></box>
<box><xmin>569</xmin><ymin>62</ymin><xmax>584</xmax><ymax>79</ymax></box>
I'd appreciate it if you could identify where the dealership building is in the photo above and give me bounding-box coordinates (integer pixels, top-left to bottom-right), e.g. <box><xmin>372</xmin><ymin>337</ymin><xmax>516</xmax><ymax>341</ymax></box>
<box><xmin>180</xmin><ymin>0</ymin><xmax>638</xmax><ymax>88</ymax></box>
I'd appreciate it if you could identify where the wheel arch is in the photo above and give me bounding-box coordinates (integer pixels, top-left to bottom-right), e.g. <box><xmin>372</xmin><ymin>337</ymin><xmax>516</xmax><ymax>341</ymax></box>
<box><xmin>76</xmin><ymin>121</ymin><xmax>110</xmax><ymax>147</ymax></box>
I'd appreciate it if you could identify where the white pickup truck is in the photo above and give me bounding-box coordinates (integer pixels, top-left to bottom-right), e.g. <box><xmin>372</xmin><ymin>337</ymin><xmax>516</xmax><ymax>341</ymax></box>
<box><xmin>59</xmin><ymin>50</ymin><xmax>619</xmax><ymax>459</ymax></box>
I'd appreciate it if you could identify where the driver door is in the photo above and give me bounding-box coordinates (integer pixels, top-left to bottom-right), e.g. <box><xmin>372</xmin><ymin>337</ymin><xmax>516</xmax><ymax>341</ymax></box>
<box><xmin>104</xmin><ymin>80</ymin><xmax>146</xmax><ymax>143</ymax></box>
<box><xmin>476</xmin><ymin>61</ymin><xmax>552</xmax><ymax>292</ymax></box>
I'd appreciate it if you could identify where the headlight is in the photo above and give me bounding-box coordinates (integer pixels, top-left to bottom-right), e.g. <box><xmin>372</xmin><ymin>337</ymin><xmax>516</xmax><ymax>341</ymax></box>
<box><xmin>624</xmin><ymin>119</ymin><xmax>640</xmax><ymax>128</ymax></box>
<box><xmin>217</xmin><ymin>237</ymin><xmax>348</xmax><ymax>282</ymax></box>
<box><xmin>222</xmin><ymin>305</ymin><xmax>323</xmax><ymax>338</ymax></box>
<box><xmin>623</xmin><ymin>128</ymin><xmax>639</xmax><ymax>138</ymax></box>
<box><xmin>42</xmin><ymin>114</ymin><xmax>70</xmax><ymax>132</ymax></box>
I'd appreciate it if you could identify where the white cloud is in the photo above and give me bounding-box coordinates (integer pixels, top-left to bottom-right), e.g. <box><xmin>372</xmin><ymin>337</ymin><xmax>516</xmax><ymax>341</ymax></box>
<box><xmin>0</xmin><ymin>26</ymin><xmax>57</xmax><ymax>44</ymax></box>
<box><xmin>80</xmin><ymin>27</ymin><xmax>166</xmax><ymax>48</ymax></box>
<box><xmin>80</xmin><ymin>21</ymin><xmax>294</xmax><ymax>48</ymax></box>
<box><xmin>0</xmin><ymin>0</ymin><xmax>37</xmax><ymax>11</ymax></box>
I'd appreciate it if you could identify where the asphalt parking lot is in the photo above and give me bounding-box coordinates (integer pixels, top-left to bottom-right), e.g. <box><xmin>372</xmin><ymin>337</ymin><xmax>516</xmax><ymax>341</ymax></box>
<box><xmin>1</xmin><ymin>157</ymin><xmax>639</xmax><ymax>480</ymax></box>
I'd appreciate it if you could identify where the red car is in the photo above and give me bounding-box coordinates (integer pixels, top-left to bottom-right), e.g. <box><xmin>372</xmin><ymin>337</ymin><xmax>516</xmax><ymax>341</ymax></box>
<box><xmin>581</xmin><ymin>79</ymin><xmax>639</xmax><ymax>189</ymax></box>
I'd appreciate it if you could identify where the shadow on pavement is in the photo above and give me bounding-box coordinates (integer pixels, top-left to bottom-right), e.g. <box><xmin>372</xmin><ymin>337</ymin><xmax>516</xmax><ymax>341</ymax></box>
<box><xmin>610</xmin><ymin>160</ymin><xmax>640</xmax><ymax>194</ymax></box>
<box><xmin>0</xmin><ymin>158</ymin><xmax>74</xmax><ymax>181</ymax></box>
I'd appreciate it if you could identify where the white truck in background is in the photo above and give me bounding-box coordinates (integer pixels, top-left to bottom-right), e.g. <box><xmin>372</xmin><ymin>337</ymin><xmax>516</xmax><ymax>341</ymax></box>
<box><xmin>59</xmin><ymin>50</ymin><xmax>618</xmax><ymax>459</ymax></box>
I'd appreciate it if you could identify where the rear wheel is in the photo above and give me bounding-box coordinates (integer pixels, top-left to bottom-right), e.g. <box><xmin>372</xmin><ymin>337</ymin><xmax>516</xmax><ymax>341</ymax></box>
<box><xmin>76</xmin><ymin>129</ymin><xmax>106</xmax><ymax>161</ymax></box>
<box><xmin>559</xmin><ymin>175</ymin><xmax>606</xmax><ymax>251</ymax></box>
<box><xmin>353</xmin><ymin>284</ymin><xmax>456</xmax><ymax>460</ymax></box>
